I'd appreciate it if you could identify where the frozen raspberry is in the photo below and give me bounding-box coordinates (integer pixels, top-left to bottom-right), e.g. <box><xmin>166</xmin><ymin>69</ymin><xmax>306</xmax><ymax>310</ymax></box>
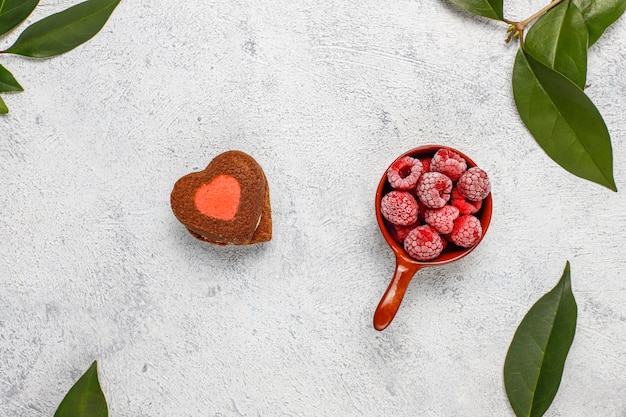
<box><xmin>386</xmin><ymin>156</ymin><xmax>423</xmax><ymax>190</ymax></box>
<box><xmin>416</xmin><ymin>172</ymin><xmax>452</xmax><ymax>209</ymax></box>
<box><xmin>404</xmin><ymin>225</ymin><xmax>444</xmax><ymax>261</ymax></box>
<box><xmin>430</xmin><ymin>149</ymin><xmax>467</xmax><ymax>181</ymax></box>
<box><xmin>450</xmin><ymin>215</ymin><xmax>482</xmax><ymax>248</ymax></box>
<box><xmin>457</xmin><ymin>167</ymin><xmax>491</xmax><ymax>201</ymax></box>
<box><xmin>424</xmin><ymin>205</ymin><xmax>460</xmax><ymax>234</ymax></box>
<box><xmin>451</xmin><ymin>187</ymin><xmax>482</xmax><ymax>215</ymax></box>
<box><xmin>380</xmin><ymin>191</ymin><xmax>418</xmax><ymax>226</ymax></box>
<box><xmin>387</xmin><ymin>223</ymin><xmax>414</xmax><ymax>243</ymax></box>
<box><xmin>421</xmin><ymin>157</ymin><xmax>432</xmax><ymax>174</ymax></box>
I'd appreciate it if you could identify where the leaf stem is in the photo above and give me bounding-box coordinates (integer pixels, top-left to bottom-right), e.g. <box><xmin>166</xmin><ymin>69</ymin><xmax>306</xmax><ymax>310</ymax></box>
<box><xmin>504</xmin><ymin>0</ymin><xmax>565</xmax><ymax>45</ymax></box>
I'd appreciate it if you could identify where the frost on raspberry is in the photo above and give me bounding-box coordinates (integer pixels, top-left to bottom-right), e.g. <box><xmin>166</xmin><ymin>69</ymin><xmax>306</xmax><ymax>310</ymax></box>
<box><xmin>451</xmin><ymin>187</ymin><xmax>482</xmax><ymax>215</ymax></box>
<box><xmin>457</xmin><ymin>167</ymin><xmax>491</xmax><ymax>201</ymax></box>
<box><xmin>416</xmin><ymin>172</ymin><xmax>452</xmax><ymax>209</ymax></box>
<box><xmin>380</xmin><ymin>190</ymin><xmax>418</xmax><ymax>226</ymax></box>
<box><xmin>430</xmin><ymin>149</ymin><xmax>467</xmax><ymax>181</ymax></box>
<box><xmin>404</xmin><ymin>225</ymin><xmax>444</xmax><ymax>261</ymax></box>
<box><xmin>424</xmin><ymin>205</ymin><xmax>460</xmax><ymax>234</ymax></box>
<box><xmin>450</xmin><ymin>215</ymin><xmax>482</xmax><ymax>248</ymax></box>
<box><xmin>386</xmin><ymin>156</ymin><xmax>423</xmax><ymax>190</ymax></box>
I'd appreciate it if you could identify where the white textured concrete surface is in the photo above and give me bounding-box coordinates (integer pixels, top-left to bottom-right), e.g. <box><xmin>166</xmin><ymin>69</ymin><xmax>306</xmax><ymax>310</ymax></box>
<box><xmin>1</xmin><ymin>1</ymin><xmax>625</xmax><ymax>416</ymax></box>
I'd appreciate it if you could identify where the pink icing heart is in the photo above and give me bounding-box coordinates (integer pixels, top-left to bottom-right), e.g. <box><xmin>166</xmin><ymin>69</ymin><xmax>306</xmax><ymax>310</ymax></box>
<box><xmin>194</xmin><ymin>175</ymin><xmax>241</xmax><ymax>221</ymax></box>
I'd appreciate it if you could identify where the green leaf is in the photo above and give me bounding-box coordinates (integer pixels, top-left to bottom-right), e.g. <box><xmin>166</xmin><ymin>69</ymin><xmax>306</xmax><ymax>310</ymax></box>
<box><xmin>54</xmin><ymin>361</ymin><xmax>108</xmax><ymax>417</ymax></box>
<box><xmin>4</xmin><ymin>0</ymin><xmax>120</xmax><ymax>58</ymax></box>
<box><xmin>524</xmin><ymin>0</ymin><xmax>588</xmax><ymax>89</ymax></box>
<box><xmin>512</xmin><ymin>49</ymin><xmax>616</xmax><ymax>191</ymax></box>
<box><xmin>0</xmin><ymin>63</ymin><xmax>23</xmax><ymax>93</ymax></box>
<box><xmin>0</xmin><ymin>0</ymin><xmax>39</xmax><ymax>37</ymax></box>
<box><xmin>446</xmin><ymin>0</ymin><xmax>504</xmax><ymax>20</ymax></box>
<box><xmin>504</xmin><ymin>261</ymin><xmax>578</xmax><ymax>417</ymax></box>
<box><xmin>0</xmin><ymin>95</ymin><xmax>8</xmax><ymax>114</ymax></box>
<box><xmin>572</xmin><ymin>0</ymin><xmax>626</xmax><ymax>46</ymax></box>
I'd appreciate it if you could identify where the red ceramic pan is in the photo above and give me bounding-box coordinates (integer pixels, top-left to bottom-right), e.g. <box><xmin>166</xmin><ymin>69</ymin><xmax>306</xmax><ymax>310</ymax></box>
<box><xmin>374</xmin><ymin>145</ymin><xmax>493</xmax><ymax>331</ymax></box>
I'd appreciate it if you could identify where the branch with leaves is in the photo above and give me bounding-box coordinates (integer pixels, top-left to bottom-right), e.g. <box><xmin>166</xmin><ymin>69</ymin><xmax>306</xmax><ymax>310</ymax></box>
<box><xmin>0</xmin><ymin>0</ymin><xmax>120</xmax><ymax>114</ymax></box>
<box><xmin>446</xmin><ymin>0</ymin><xmax>625</xmax><ymax>191</ymax></box>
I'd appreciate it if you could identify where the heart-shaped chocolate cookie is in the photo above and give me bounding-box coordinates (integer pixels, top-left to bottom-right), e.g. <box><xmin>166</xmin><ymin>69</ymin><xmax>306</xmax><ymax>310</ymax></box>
<box><xmin>171</xmin><ymin>150</ymin><xmax>272</xmax><ymax>245</ymax></box>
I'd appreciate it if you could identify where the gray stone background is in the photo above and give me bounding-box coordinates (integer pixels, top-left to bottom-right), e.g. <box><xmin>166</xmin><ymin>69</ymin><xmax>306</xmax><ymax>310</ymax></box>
<box><xmin>1</xmin><ymin>0</ymin><xmax>625</xmax><ymax>416</ymax></box>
